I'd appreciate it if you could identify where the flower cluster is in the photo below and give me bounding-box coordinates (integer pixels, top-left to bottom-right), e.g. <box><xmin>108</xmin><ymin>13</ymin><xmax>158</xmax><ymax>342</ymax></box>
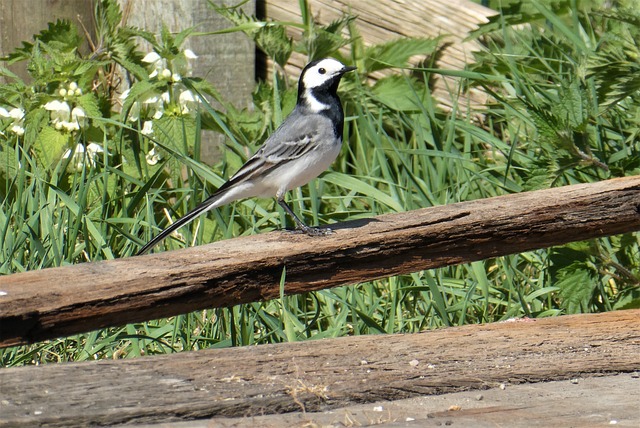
<box><xmin>63</xmin><ymin>142</ymin><xmax>104</xmax><ymax>172</ymax></box>
<box><xmin>143</xmin><ymin>49</ymin><xmax>197</xmax><ymax>82</ymax></box>
<box><xmin>43</xmin><ymin>82</ymin><xmax>87</xmax><ymax>133</ymax></box>
<box><xmin>0</xmin><ymin>106</ymin><xmax>26</xmax><ymax>136</ymax></box>
<box><xmin>121</xmin><ymin>48</ymin><xmax>199</xmax><ymax>165</ymax></box>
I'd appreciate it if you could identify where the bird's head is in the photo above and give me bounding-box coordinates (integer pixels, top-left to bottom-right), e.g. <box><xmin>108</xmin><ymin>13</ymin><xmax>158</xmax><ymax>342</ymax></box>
<box><xmin>297</xmin><ymin>58</ymin><xmax>356</xmax><ymax>112</ymax></box>
<box><xmin>300</xmin><ymin>58</ymin><xmax>356</xmax><ymax>90</ymax></box>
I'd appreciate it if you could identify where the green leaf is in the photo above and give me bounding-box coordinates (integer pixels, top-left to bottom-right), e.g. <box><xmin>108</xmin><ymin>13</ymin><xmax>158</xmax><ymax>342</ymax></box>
<box><xmin>0</xmin><ymin>142</ymin><xmax>19</xmax><ymax>180</ymax></box>
<box><xmin>4</xmin><ymin>19</ymin><xmax>82</xmax><ymax>63</ymax></box>
<box><xmin>32</xmin><ymin>126</ymin><xmax>70</xmax><ymax>169</ymax></box>
<box><xmin>96</xmin><ymin>0</ymin><xmax>123</xmax><ymax>34</ymax></box>
<box><xmin>255</xmin><ymin>24</ymin><xmax>292</xmax><ymax>68</ymax></box>
<box><xmin>531</xmin><ymin>2</ymin><xmax>587</xmax><ymax>53</ymax></box>
<box><xmin>322</xmin><ymin>172</ymin><xmax>404</xmax><ymax>212</ymax></box>
<box><xmin>298</xmin><ymin>15</ymin><xmax>355</xmax><ymax>60</ymax></box>
<box><xmin>208</xmin><ymin>1</ymin><xmax>292</xmax><ymax>66</ymax></box>
<box><xmin>76</xmin><ymin>93</ymin><xmax>102</xmax><ymax>118</ymax></box>
<box><xmin>207</xmin><ymin>0</ymin><xmax>263</xmax><ymax>37</ymax></box>
<box><xmin>555</xmin><ymin>262</ymin><xmax>597</xmax><ymax>314</ymax></box>
<box><xmin>153</xmin><ymin>115</ymin><xmax>197</xmax><ymax>155</ymax></box>
<box><xmin>354</xmin><ymin>309</ymin><xmax>386</xmax><ymax>334</ymax></box>
<box><xmin>364</xmin><ymin>37</ymin><xmax>440</xmax><ymax>73</ymax></box>
<box><xmin>370</xmin><ymin>75</ymin><xmax>423</xmax><ymax>111</ymax></box>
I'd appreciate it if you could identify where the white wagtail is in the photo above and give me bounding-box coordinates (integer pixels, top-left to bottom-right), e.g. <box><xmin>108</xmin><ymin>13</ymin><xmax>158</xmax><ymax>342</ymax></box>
<box><xmin>137</xmin><ymin>58</ymin><xmax>356</xmax><ymax>255</ymax></box>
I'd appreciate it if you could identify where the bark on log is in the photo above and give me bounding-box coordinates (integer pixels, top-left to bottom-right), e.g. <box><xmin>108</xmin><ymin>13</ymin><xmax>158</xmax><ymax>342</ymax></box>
<box><xmin>1</xmin><ymin>176</ymin><xmax>639</xmax><ymax>347</ymax></box>
<box><xmin>0</xmin><ymin>310</ymin><xmax>638</xmax><ymax>427</ymax></box>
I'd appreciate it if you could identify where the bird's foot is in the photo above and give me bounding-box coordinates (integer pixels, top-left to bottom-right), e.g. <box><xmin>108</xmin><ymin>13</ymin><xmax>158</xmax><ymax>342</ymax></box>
<box><xmin>285</xmin><ymin>225</ymin><xmax>333</xmax><ymax>236</ymax></box>
<box><xmin>301</xmin><ymin>225</ymin><xmax>333</xmax><ymax>236</ymax></box>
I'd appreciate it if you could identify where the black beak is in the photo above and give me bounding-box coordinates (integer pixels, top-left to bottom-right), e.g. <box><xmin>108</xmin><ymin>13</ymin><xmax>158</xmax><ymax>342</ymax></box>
<box><xmin>341</xmin><ymin>65</ymin><xmax>357</xmax><ymax>74</ymax></box>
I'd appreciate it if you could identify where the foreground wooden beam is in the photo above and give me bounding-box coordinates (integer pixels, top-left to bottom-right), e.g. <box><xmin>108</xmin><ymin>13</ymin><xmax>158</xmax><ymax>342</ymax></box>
<box><xmin>1</xmin><ymin>176</ymin><xmax>639</xmax><ymax>347</ymax></box>
<box><xmin>0</xmin><ymin>310</ymin><xmax>638</xmax><ymax>426</ymax></box>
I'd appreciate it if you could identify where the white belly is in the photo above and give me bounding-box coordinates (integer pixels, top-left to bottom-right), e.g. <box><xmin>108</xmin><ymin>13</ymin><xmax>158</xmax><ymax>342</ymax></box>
<box><xmin>266</xmin><ymin>140</ymin><xmax>342</xmax><ymax>196</ymax></box>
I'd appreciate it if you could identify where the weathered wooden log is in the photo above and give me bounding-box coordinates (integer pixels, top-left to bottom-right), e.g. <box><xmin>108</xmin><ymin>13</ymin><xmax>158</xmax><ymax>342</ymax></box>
<box><xmin>1</xmin><ymin>176</ymin><xmax>639</xmax><ymax>347</ymax></box>
<box><xmin>0</xmin><ymin>310</ymin><xmax>638</xmax><ymax>426</ymax></box>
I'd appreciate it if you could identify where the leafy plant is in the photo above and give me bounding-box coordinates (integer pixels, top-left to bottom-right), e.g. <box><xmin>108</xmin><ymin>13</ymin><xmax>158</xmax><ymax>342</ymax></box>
<box><xmin>466</xmin><ymin>0</ymin><xmax>640</xmax><ymax>307</ymax></box>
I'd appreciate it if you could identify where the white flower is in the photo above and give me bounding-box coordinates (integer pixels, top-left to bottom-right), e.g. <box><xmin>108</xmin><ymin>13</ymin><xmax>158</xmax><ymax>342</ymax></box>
<box><xmin>72</xmin><ymin>107</ymin><xmax>86</xmax><ymax>127</ymax></box>
<box><xmin>44</xmin><ymin>100</ymin><xmax>70</xmax><ymax>121</ymax></box>
<box><xmin>142</xmin><ymin>95</ymin><xmax>165</xmax><ymax>120</ymax></box>
<box><xmin>59</xmin><ymin>82</ymin><xmax>82</xmax><ymax>98</ymax></box>
<box><xmin>63</xmin><ymin>144</ymin><xmax>85</xmax><ymax>171</ymax></box>
<box><xmin>2</xmin><ymin>107</ymin><xmax>26</xmax><ymax>136</ymax></box>
<box><xmin>86</xmin><ymin>142</ymin><xmax>104</xmax><ymax>161</ymax></box>
<box><xmin>9</xmin><ymin>108</ymin><xmax>25</xmax><ymax>121</ymax></box>
<box><xmin>63</xmin><ymin>143</ymin><xmax>104</xmax><ymax>171</ymax></box>
<box><xmin>143</xmin><ymin>51</ymin><xmax>167</xmax><ymax>79</ymax></box>
<box><xmin>142</xmin><ymin>52</ymin><xmax>161</xmax><ymax>64</ymax></box>
<box><xmin>121</xmin><ymin>90</ymin><xmax>141</xmax><ymax>122</ymax></box>
<box><xmin>145</xmin><ymin>146</ymin><xmax>162</xmax><ymax>165</ymax></box>
<box><xmin>44</xmin><ymin>101</ymin><xmax>86</xmax><ymax>132</ymax></box>
<box><xmin>160</xmin><ymin>68</ymin><xmax>172</xmax><ymax>80</ymax></box>
<box><xmin>142</xmin><ymin>92</ymin><xmax>169</xmax><ymax>120</ymax></box>
<box><xmin>174</xmin><ymin>49</ymin><xmax>198</xmax><ymax>77</ymax></box>
<box><xmin>178</xmin><ymin>89</ymin><xmax>198</xmax><ymax>114</ymax></box>
<box><xmin>141</xmin><ymin>120</ymin><xmax>154</xmax><ymax>136</ymax></box>
<box><xmin>10</xmin><ymin>125</ymin><xmax>25</xmax><ymax>136</ymax></box>
<box><xmin>184</xmin><ymin>49</ymin><xmax>197</xmax><ymax>59</ymax></box>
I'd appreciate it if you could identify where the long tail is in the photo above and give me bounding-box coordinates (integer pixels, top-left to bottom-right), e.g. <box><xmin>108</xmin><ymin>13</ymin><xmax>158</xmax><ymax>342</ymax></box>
<box><xmin>136</xmin><ymin>192</ymin><xmax>222</xmax><ymax>255</ymax></box>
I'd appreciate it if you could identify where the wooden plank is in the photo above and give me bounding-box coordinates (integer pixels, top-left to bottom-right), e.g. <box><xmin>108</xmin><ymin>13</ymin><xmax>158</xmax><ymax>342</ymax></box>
<box><xmin>0</xmin><ymin>310</ymin><xmax>638</xmax><ymax>426</ymax></box>
<box><xmin>264</xmin><ymin>0</ymin><xmax>495</xmax><ymax>110</ymax></box>
<box><xmin>0</xmin><ymin>0</ymin><xmax>95</xmax><ymax>84</ymax></box>
<box><xmin>1</xmin><ymin>176</ymin><xmax>640</xmax><ymax>347</ymax></box>
<box><xmin>133</xmin><ymin>374</ymin><xmax>640</xmax><ymax>427</ymax></box>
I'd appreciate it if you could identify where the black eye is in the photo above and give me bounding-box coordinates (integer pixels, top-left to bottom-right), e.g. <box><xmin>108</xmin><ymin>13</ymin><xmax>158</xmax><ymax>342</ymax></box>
<box><xmin>318</xmin><ymin>68</ymin><xmax>326</xmax><ymax>74</ymax></box>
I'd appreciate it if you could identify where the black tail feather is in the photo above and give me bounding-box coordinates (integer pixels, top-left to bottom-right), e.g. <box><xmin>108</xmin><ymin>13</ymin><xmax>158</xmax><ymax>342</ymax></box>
<box><xmin>136</xmin><ymin>194</ymin><xmax>220</xmax><ymax>255</ymax></box>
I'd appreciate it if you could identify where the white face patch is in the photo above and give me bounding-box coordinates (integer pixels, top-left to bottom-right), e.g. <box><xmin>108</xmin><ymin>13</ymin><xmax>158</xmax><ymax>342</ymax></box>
<box><xmin>304</xmin><ymin>93</ymin><xmax>330</xmax><ymax>112</ymax></box>
<box><xmin>301</xmin><ymin>58</ymin><xmax>346</xmax><ymax>89</ymax></box>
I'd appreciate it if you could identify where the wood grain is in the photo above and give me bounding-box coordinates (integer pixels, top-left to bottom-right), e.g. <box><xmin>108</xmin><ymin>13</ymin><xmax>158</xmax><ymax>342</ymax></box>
<box><xmin>0</xmin><ymin>176</ymin><xmax>639</xmax><ymax>347</ymax></box>
<box><xmin>1</xmin><ymin>310</ymin><xmax>638</xmax><ymax>426</ymax></box>
<box><xmin>0</xmin><ymin>0</ymin><xmax>95</xmax><ymax>83</ymax></box>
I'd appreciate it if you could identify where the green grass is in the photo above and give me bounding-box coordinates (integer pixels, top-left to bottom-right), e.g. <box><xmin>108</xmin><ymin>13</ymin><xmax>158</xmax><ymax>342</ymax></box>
<box><xmin>1</xmin><ymin>0</ymin><xmax>639</xmax><ymax>366</ymax></box>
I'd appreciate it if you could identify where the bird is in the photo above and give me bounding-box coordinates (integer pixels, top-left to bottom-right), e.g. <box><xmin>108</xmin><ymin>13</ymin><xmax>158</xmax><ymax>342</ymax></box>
<box><xmin>137</xmin><ymin>58</ymin><xmax>356</xmax><ymax>255</ymax></box>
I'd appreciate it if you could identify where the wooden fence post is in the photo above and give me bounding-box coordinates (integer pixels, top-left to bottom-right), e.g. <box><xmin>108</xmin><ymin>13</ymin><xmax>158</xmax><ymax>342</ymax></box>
<box><xmin>0</xmin><ymin>0</ymin><xmax>95</xmax><ymax>83</ymax></box>
<box><xmin>118</xmin><ymin>0</ymin><xmax>256</xmax><ymax>162</ymax></box>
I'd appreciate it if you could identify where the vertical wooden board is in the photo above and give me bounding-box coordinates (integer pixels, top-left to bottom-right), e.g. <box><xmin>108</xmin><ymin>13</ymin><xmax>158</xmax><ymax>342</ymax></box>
<box><xmin>117</xmin><ymin>0</ymin><xmax>256</xmax><ymax>163</ymax></box>
<box><xmin>0</xmin><ymin>0</ymin><xmax>95</xmax><ymax>83</ymax></box>
<box><xmin>0</xmin><ymin>0</ymin><xmax>256</xmax><ymax>162</ymax></box>
<box><xmin>118</xmin><ymin>0</ymin><xmax>255</xmax><ymax>108</ymax></box>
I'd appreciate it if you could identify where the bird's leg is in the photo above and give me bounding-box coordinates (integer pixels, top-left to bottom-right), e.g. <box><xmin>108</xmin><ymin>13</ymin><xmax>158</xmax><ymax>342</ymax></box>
<box><xmin>277</xmin><ymin>197</ymin><xmax>332</xmax><ymax>236</ymax></box>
